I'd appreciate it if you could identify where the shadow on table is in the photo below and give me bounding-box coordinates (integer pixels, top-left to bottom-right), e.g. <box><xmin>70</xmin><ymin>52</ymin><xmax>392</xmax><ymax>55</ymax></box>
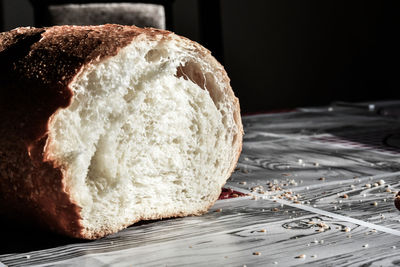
<box><xmin>319</xmin><ymin>102</ymin><xmax>400</xmax><ymax>155</ymax></box>
<box><xmin>0</xmin><ymin>215</ymin><xmax>176</xmax><ymax>255</ymax></box>
<box><xmin>0</xmin><ymin>216</ymin><xmax>89</xmax><ymax>254</ymax></box>
<box><xmin>316</xmin><ymin>128</ymin><xmax>400</xmax><ymax>155</ymax></box>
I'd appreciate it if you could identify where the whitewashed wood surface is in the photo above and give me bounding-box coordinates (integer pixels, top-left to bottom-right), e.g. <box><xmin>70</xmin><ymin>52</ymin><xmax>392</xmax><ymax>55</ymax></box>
<box><xmin>2</xmin><ymin>102</ymin><xmax>400</xmax><ymax>266</ymax></box>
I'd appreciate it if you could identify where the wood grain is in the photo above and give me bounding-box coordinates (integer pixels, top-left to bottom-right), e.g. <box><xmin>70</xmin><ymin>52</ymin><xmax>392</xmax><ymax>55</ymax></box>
<box><xmin>2</xmin><ymin>104</ymin><xmax>400</xmax><ymax>266</ymax></box>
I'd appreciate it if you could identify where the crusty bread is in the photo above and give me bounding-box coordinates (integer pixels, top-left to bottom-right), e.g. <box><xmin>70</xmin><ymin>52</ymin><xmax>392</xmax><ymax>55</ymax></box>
<box><xmin>0</xmin><ymin>25</ymin><xmax>243</xmax><ymax>239</ymax></box>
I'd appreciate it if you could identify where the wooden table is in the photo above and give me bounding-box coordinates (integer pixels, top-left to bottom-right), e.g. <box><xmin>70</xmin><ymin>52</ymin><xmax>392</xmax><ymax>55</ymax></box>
<box><xmin>2</xmin><ymin>102</ymin><xmax>400</xmax><ymax>266</ymax></box>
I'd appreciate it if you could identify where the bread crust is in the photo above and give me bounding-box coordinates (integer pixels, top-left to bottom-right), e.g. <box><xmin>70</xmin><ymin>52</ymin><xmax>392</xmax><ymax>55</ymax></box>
<box><xmin>0</xmin><ymin>25</ymin><xmax>243</xmax><ymax>239</ymax></box>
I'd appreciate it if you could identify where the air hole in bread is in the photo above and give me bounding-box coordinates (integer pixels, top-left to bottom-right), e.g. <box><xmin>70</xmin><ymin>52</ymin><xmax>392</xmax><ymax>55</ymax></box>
<box><xmin>144</xmin><ymin>48</ymin><xmax>168</xmax><ymax>62</ymax></box>
<box><xmin>176</xmin><ymin>61</ymin><xmax>206</xmax><ymax>90</ymax></box>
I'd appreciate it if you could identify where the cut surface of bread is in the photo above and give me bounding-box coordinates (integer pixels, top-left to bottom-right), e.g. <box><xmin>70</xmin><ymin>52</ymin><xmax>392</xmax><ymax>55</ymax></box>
<box><xmin>0</xmin><ymin>25</ymin><xmax>243</xmax><ymax>239</ymax></box>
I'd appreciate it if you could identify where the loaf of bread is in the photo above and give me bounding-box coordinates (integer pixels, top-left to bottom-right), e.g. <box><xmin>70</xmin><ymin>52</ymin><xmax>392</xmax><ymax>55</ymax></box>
<box><xmin>0</xmin><ymin>25</ymin><xmax>243</xmax><ymax>239</ymax></box>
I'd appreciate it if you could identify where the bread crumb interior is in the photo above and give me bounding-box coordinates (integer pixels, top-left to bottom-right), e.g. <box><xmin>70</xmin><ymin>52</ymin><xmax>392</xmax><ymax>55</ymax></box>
<box><xmin>45</xmin><ymin>35</ymin><xmax>239</xmax><ymax>236</ymax></box>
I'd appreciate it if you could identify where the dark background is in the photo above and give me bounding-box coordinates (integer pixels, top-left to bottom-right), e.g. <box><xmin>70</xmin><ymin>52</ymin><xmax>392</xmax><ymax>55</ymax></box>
<box><xmin>0</xmin><ymin>0</ymin><xmax>398</xmax><ymax>113</ymax></box>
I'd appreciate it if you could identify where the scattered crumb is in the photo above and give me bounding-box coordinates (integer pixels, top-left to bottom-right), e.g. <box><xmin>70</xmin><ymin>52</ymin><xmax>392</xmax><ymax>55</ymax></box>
<box><xmin>365</xmin><ymin>184</ymin><xmax>371</xmax><ymax>188</ymax></box>
<box><xmin>273</xmin><ymin>261</ymin><xmax>278</xmax><ymax>265</ymax></box>
<box><xmin>215</xmin><ymin>208</ymin><xmax>222</xmax><ymax>212</ymax></box>
<box><xmin>272</xmin><ymin>208</ymin><xmax>279</xmax><ymax>212</ymax></box>
<box><xmin>314</xmin><ymin>162</ymin><xmax>319</xmax><ymax>167</ymax></box>
<box><xmin>318</xmin><ymin>177</ymin><xmax>326</xmax><ymax>181</ymax></box>
<box><xmin>373</xmin><ymin>183</ymin><xmax>379</xmax><ymax>187</ymax></box>
<box><xmin>378</xmin><ymin>179</ymin><xmax>385</xmax><ymax>185</ymax></box>
<box><xmin>317</xmin><ymin>222</ymin><xmax>329</xmax><ymax>229</ymax></box>
<box><xmin>363</xmin><ymin>244</ymin><xmax>369</xmax><ymax>248</ymax></box>
<box><xmin>25</xmin><ymin>255</ymin><xmax>31</xmax><ymax>259</ymax></box>
<box><xmin>232</xmin><ymin>193</ymin><xmax>239</xmax><ymax>198</ymax></box>
<box><xmin>239</xmin><ymin>181</ymin><xmax>247</xmax><ymax>185</ymax></box>
<box><xmin>253</xmin><ymin>252</ymin><xmax>261</xmax><ymax>256</ymax></box>
<box><xmin>259</xmin><ymin>229</ymin><xmax>267</xmax><ymax>233</ymax></box>
<box><xmin>343</xmin><ymin>226</ymin><xmax>351</xmax><ymax>232</ymax></box>
<box><xmin>341</xmin><ymin>194</ymin><xmax>349</xmax><ymax>199</ymax></box>
<box><xmin>371</xmin><ymin>201</ymin><xmax>378</xmax><ymax>206</ymax></box>
<box><xmin>296</xmin><ymin>254</ymin><xmax>306</xmax><ymax>259</ymax></box>
<box><xmin>392</xmin><ymin>246</ymin><xmax>396</xmax><ymax>249</ymax></box>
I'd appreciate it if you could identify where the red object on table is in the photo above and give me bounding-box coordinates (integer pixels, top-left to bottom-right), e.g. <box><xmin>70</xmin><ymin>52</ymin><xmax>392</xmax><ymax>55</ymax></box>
<box><xmin>218</xmin><ymin>188</ymin><xmax>246</xmax><ymax>200</ymax></box>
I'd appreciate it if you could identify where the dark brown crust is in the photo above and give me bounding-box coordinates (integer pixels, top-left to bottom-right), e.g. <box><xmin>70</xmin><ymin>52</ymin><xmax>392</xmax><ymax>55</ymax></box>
<box><xmin>0</xmin><ymin>25</ymin><xmax>242</xmax><ymax>239</ymax></box>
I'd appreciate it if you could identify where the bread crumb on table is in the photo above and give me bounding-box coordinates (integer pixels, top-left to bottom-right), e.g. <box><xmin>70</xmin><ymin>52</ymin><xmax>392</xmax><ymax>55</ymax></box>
<box><xmin>343</xmin><ymin>226</ymin><xmax>351</xmax><ymax>232</ymax></box>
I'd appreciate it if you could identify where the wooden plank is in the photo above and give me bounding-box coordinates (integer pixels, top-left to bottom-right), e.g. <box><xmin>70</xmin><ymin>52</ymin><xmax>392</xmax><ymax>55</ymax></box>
<box><xmin>2</xmin><ymin>197</ymin><xmax>399</xmax><ymax>266</ymax></box>
<box><xmin>2</xmin><ymin>104</ymin><xmax>400</xmax><ymax>266</ymax></box>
